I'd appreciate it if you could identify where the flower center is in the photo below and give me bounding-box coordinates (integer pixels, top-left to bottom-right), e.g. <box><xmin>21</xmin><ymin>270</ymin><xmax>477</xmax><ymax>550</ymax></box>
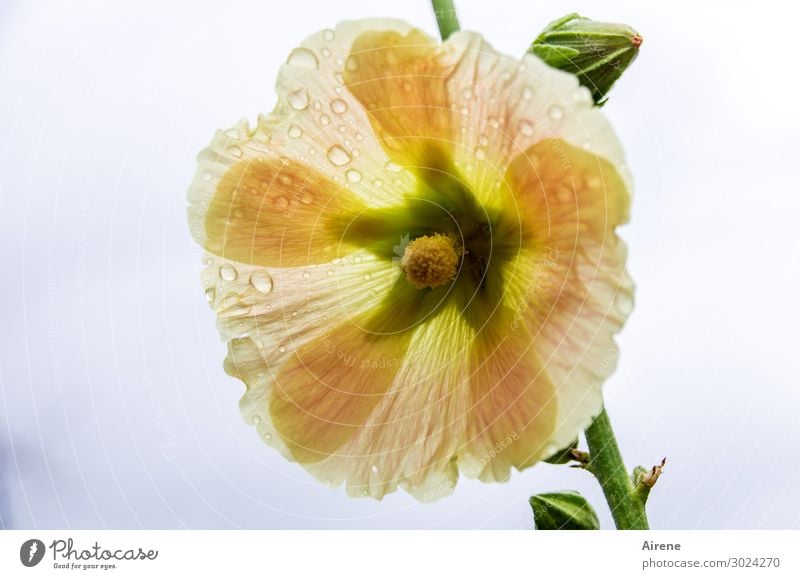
<box><xmin>400</xmin><ymin>233</ymin><xmax>460</xmax><ymax>289</ymax></box>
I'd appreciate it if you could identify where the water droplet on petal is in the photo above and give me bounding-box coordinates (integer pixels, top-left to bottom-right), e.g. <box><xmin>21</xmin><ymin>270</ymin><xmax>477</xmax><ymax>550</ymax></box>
<box><xmin>273</xmin><ymin>196</ymin><xmax>290</xmax><ymax>211</ymax></box>
<box><xmin>250</xmin><ymin>271</ymin><xmax>274</xmax><ymax>293</ymax></box>
<box><xmin>331</xmin><ymin>99</ymin><xmax>348</xmax><ymax>114</ymax></box>
<box><xmin>264</xmin><ymin>433</ymin><xmax>272</xmax><ymax>440</ymax></box>
<box><xmin>278</xmin><ymin>345</ymin><xmax>287</xmax><ymax>354</ymax></box>
<box><xmin>226</xmin><ymin>145</ymin><xmax>243</xmax><ymax>158</ymax></box>
<box><xmin>475</xmin><ymin>148</ymin><xmax>486</xmax><ymax>161</ymax></box>
<box><xmin>345</xmin><ymin>169</ymin><xmax>362</xmax><ymax>183</ymax></box>
<box><xmin>548</xmin><ymin>105</ymin><xmax>564</xmax><ymax>120</ymax></box>
<box><xmin>204</xmin><ymin>287</ymin><xmax>215</xmax><ymax>302</ymax></box>
<box><xmin>287</xmin><ymin>87</ymin><xmax>310</xmax><ymax>111</ymax></box>
<box><xmin>522</xmin><ymin>85</ymin><xmax>534</xmax><ymax>100</ymax></box>
<box><xmin>319</xmin><ymin>114</ymin><xmax>331</xmax><ymax>126</ymax></box>
<box><xmin>327</xmin><ymin>145</ymin><xmax>351</xmax><ymax>166</ymax></box>
<box><xmin>373</xmin><ymin>178</ymin><xmax>383</xmax><ymax>188</ymax></box>
<box><xmin>323</xmin><ymin>29</ymin><xmax>335</xmax><ymax>41</ymax></box>
<box><xmin>288</xmin><ymin>124</ymin><xmax>303</xmax><ymax>138</ymax></box>
<box><xmin>385</xmin><ymin>161</ymin><xmax>401</xmax><ymax>173</ymax></box>
<box><xmin>320</xmin><ymin>47</ymin><xmax>331</xmax><ymax>58</ymax></box>
<box><xmin>371</xmin><ymin>465</ymin><xmax>379</xmax><ymax>474</ymax></box>
<box><xmin>253</xmin><ymin>416</ymin><xmax>261</xmax><ymax>424</ymax></box>
<box><xmin>518</xmin><ymin>119</ymin><xmax>534</xmax><ymax>136</ymax></box>
<box><xmin>287</xmin><ymin>47</ymin><xmax>319</xmax><ymax>69</ymax></box>
<box><xmin>345</xmin><ymin>55</ymin><xmax>359</xmax><ymax>71</ymax></box>
<box><xmin>302</xmin><ymin>271</ymin><xmax>311</xmax><ymax>279</ymax></box>
<box><xmin>219</xmin><ymin>264</ymin><xmax>238</xmax><ymax>281</ymax></box>
<box><xmin>461</xmin><ymin>87</ymin><xmax>473</xmax><ymax>100</ymax></box>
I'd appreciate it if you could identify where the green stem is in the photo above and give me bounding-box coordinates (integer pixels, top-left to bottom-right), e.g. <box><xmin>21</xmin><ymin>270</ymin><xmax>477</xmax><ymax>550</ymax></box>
<box><xmin>431</xmin><ymin>0</ymin><xmax>460</xmax><ymax>40</ymax></box>
<box><xmin>584</xmin><ymin>406</ymin><xmax>649</xmax><ymax>529</ymax></box>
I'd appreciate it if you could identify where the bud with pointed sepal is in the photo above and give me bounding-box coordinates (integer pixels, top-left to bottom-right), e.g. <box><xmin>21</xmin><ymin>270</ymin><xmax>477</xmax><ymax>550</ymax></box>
<box><xmin>530</xmin><ymin>490</ymin><xmax>600</xmax><ymax>530</ymax></box>
<box><xmin>529</xmin><ymin>13</ymin><xmax>642</xmax><ymax>105</ymax></box>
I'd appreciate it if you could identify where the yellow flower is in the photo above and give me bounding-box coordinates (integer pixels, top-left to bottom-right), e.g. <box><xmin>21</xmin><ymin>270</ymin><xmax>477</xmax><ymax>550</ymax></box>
<box><xmin>187</xmin><ymin>19</ymin><xmax>633</xmax><ymax>501</ymax></box>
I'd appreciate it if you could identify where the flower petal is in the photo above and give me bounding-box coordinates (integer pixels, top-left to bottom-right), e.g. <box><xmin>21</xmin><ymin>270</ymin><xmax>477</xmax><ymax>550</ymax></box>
<box><xmin>188</xmin><ymin>20</ymin><xmax>430</xmax><ymax>266</ymax></box>
<box><xmin>342</xmin><ymin>27</ymin><xmax>462</xmax><ymax>167</ymax></box>
<box><xmin>504</xmin><ymin>137</ymin><xmax>633</xmax><ymax>454</ymax></box>
<box><xmin>304</xmin><ymin>304</ymin><xmax>473</xmax><ymax>500</ymax></box>
<box><xmin>203</xmin><ymin>157</ymin><xmax>366</xmax><ymax>267</ymax></box>
<box><xmin>461</xmin><ymin>305</ymin><xmax>558</xmax><ymax>482</ymax></box>
<box><xmin>217</xmin><ymin>249</ymin><xmax>402</xmax><ymax>452</ymax></box>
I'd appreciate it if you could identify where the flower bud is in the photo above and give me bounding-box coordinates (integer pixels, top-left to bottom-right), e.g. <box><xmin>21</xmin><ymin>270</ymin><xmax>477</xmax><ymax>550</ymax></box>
<box><xmin>530</xmin><ymin>490</ymin><xmax>600</xmax><ymax>530</ymax></box>
<box><xmin>529</xmin><ymin>13</ymin><xmax>642</xmax><ymax>105</ymax></box>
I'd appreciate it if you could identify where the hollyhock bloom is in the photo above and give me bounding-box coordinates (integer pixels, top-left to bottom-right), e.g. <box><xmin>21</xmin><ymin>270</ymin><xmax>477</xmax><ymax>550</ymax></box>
<box><xmin>187</xmin><ymin>18</ymin><xmax>633</xmax><ymax>500</ymax></box>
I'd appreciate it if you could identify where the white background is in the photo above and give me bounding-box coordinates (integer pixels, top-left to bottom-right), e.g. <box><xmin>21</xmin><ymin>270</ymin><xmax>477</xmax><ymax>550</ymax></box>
<box><xmin>1</xmin><ymin>0</ymin><xmax>799</xmax><ymax>529</ymax></box>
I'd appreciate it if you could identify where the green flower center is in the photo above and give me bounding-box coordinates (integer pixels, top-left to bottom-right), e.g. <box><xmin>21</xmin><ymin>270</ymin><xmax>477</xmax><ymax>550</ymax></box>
<box><xmin>336</xmin><ymin>146</ymin><xmax>524</xmax><ymax>334</ymax></box>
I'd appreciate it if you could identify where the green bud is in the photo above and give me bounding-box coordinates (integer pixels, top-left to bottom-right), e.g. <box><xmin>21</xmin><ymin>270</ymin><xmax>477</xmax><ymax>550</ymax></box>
<box><xmin>543</xmin><ymin>439</ymin><xmax>579</xmax><ymax>464</ymax></box>
<box><xmin>529</xmin><ymin>13</ymin><xmax>642</xmax><ymax>105</ymax></box>
<box><xmin>530</xmin><ymin>490</ymin><xmax>600</xmax><ymax>530</ymax></box>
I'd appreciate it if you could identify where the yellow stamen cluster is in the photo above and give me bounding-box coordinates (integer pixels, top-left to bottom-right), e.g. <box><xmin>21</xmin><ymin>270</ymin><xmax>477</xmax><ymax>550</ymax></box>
<box><xmin>400</xmin><ymin>234</ymin><xmax>460</xmax><ymax>289</ymax></box>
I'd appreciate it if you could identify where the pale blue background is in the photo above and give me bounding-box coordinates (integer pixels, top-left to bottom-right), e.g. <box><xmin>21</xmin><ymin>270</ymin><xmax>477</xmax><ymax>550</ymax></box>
<box><xmin>1</xmin><ymin>0</ymin><xmax>798</xmax><ymax>529</ymax></box>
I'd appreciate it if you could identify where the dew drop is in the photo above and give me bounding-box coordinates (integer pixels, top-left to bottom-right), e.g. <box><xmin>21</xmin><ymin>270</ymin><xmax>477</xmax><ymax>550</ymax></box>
<box><xmin>288</xmin><ymin>124</ymin><xmax>303</xmax><ymax>138</ymax></box>
<box><xmin>249</xmin><ymin>271</ymin><xmax>274</xmax><ymax>294</ymax></box>
<box><xmin>345</xmin><ymin>55</ymin><xmax>359</xmax><ymax>71</ymax></box>
<box><xmin>385</xmin><ymin>161</ymin><xmax>401</xmax><ymax>173</ymax></box>
<box><xmin>548</xmin><ymin>105</ymin><xmax>564</xmax><ymax>120</ymax></box>
<box><xmin>345</xmin><ymin>169</ymin><xmax>362</xmax><ymax>183</ymax></box>
<box><xmin>226</xmin><ymin>145</ymin><xmax>243</xmax><ymax>158</ymax></box>
<box><xmin>327</xmin><ymin>145</ymin><xmax>352</xmax><ymax>166</ymax></box>
<box><xmin>253</xmin><ymin>416</ymin><xmax>261</xmax><ymax>424</ymax></box>
<box><xmin>319</xmin><ymin>114</ymin><xmax>331</xmax><ymax>126</ymax></box>
<box><xmin>264</xmin><ymin>433</ymin><xmax>273</xmax><ymax>440</ymax></box>
<box><xmin>287</xmin><ymin>47</ymin><xmax>319</xmax><ymax>69</ymax></box>
<box><xmin>475</xmin><ymin>148</ymin><xmax>486</xmax><ymax>161</ymax></box>
<box><xmin>478</xmin><ymin>135</ymin><xmax>488</xmax><ymax>147</ymax></box>
<box><xmin>331</xmin><ymin>99</ymin><xmax>348</xmax><ymax>114</ymax></box>
<box><xmin>278</xmin><ymin>345</ymin><xmax>287</xmax><ymax>354</ymax></box>
<box><xmin>219</xmin><ymin>264</ymin><xmax>238</xmax><ymax>281</ymax></box>
<box><xmin>204</xmin><ymin>287</ymin><xmax>215</xmax><ymax>302</ymax></box>
<box><xmin>327</xmin><ymin>269</ymin><xmax>334</xmax><ymax>276</ymax></box>
<box><xmin>371</xmin><ymin>465</ymin><xmax>379</xmax><ymax>474</ymax></box>
<box><xmin>518</xmin><ymin>119</ymin><xmax>534</xmax><ymax>136</ymax></box>
<box><xmin>320</xmin><ymin>47</ymin><xmax>331</xmax><ymax>58</ymax></box>
<box><xmin>461</xmin><ymin>87</ymin><xmax>473</xmax><ymax>100</ymax></box>
<box><xmin>302</xmin><ymin>271</ymin><xmax>311</xmax><ymax>279</ymax></box>
<box><xmin>521</xmin><ymin>85</ymin><xmax>534</xmax><ymax>100</ymax></box>
<box><xmin>323</xmin><ymin>29</ymin><xmax>335</xmax><ymax>41</ymax></box>
<box><xmin>272</xmin><ymin>196</ymin><xmax>290</xmax><ymax>211</ymax></box>
<box><xmin>287</xmin><ymin>87</ymin><xmax>310</xmax><ymax>111</ymax></box>
<box><xmin>373</xmin><ymin>178</ymin><xmax>383</xmax><ymax>188</ymax></box>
